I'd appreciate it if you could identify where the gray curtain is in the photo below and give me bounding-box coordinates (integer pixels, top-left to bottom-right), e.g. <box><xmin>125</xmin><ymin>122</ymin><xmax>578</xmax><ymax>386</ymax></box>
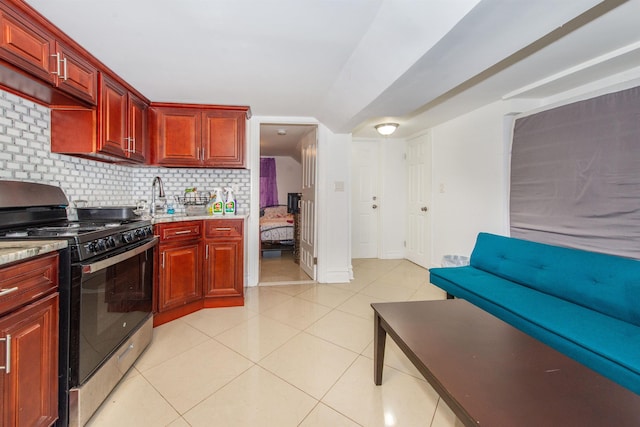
<box><xmin>510</xmin><ymin>86</ymin><xmax>640</xmax><ymax>259</ymax></box>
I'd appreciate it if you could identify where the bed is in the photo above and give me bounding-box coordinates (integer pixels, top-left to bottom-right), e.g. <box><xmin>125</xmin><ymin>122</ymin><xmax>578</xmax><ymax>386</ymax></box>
<box><xmin>260</xmin><ymin>205</ymin><xmax>295</xmax><ymax>253</ymax></box>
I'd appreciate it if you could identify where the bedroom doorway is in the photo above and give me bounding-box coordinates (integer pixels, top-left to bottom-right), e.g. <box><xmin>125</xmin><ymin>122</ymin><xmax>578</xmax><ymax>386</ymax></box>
<box><xmin>259</xmin><ymin>123</ymin><xmax>317</xmax><ymax>285</ymax></box>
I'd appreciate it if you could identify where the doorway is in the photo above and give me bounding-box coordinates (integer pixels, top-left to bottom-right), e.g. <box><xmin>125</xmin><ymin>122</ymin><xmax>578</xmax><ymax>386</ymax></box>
<box><xmin>259</xmin><ymin>123</ymin><xmax>317</xmax><ymax>285</ymax></box>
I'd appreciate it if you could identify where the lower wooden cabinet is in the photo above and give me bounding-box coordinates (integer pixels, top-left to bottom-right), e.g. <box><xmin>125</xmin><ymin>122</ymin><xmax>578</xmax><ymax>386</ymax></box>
<box><xmin>154</xmin><ymin>219</ymin><xmax>244</xmax><ymax>326</ymax></box>
<box><xmin>158</xmin><ymin>241</ymin><xmax>203</xmax><ymax>311</ymax></box>
<box><xmin>0</xmin><ymin>253</ymin><xmax>59</xmax><ymax>427</ymax></box>
<box><xmin>204</xmin><ymin>219</ymin><xmax>244</xmax><ymax>304</ymax></box>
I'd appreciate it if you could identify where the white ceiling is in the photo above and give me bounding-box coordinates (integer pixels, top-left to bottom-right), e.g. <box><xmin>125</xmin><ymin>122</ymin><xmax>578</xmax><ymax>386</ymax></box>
<box><xmin>25</xmin><ymin>0</ymin><xmax>640</xmax><ymax>152</ymax></box>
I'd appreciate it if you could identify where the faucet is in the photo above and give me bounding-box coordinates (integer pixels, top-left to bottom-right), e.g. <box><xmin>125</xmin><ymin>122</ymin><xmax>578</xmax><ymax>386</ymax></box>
<box><xmin>150</xmin><ymin>176</ymin><xmax>165</xmax><ymax>216</ymax></box>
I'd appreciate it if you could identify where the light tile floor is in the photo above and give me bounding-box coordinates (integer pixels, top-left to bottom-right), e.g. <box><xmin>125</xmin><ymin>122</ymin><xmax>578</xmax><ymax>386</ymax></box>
<box><xmin>259</xmin><ymin>251</ymin><xmax>313</xmax><ymax>284</ymax></box>
<box><xmin>86</xmin><ymin>259</ymin><xmax>464</xmax><ymax>427</ymax></box>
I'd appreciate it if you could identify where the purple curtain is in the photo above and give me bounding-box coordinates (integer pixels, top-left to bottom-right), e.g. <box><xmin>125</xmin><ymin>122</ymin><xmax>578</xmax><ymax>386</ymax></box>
<box><xmin>260</xmin><ymin>158</ymin><xmax>278</xmax><ymax>207</ymax></box>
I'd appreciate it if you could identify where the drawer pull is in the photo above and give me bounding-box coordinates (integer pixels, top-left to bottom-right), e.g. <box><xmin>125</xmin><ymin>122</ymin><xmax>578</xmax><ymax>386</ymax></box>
<box><xmin>216</xmin><ymin>228</ymin><xmax>232</xmax><ymax>231</ymax></box>
<box><xmin>0</xmin><ymin>287</ymin><xmax>18</xmax><ymax>297</ymax></box>
<box><xmin>0</xmin><ymin>334</ymin><xmax>11</xmax><ymax>374</ymax></box>
<box><xmin>174</xmin><ymin>230</ymin><xmax>193</xmax><ymax>235</ymax></box>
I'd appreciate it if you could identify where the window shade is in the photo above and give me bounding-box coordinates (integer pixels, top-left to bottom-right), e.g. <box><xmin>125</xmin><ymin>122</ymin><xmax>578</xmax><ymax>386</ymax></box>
<box><xmin>510</xmin><ymin>86</ymin><xmax>640</xmax><ymax>259</ymax></box>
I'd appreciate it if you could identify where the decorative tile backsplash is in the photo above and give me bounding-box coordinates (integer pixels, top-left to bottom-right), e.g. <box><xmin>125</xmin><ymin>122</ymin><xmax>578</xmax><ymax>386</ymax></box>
<box><xmin>0</xmin><ymin>89</ymin><xmax>250</xmax><ymax>215</ymax></box>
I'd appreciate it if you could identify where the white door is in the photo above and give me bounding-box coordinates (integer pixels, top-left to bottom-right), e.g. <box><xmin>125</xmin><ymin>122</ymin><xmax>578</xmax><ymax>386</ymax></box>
<box><xmin>300</xmin><ymin>129</ymin><xmax>317</xmax><ymax>279</ymax></box>
<box><xmin>406</xmin><ymin>133</ymin><xmax>432</xmax><ymax>267</ymax></box>
<box><xmin>351</xmin><ymin>140</ymin><xmax>379</xmax><ymax>258</ymax></box>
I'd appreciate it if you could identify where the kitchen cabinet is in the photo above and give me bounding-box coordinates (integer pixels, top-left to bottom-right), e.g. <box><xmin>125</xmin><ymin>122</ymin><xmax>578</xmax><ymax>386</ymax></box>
<box><xmin>0</xmin><ymin>253</ymin><xmax>59</xmax><ymax>427</ymax></box>
<box><xmin>99</xmin><ymin>74</ymin><xmax>128</xmax><ymax>158</ymax></box>
<box><xmin>51</xmin><ymin>73</ymin><xmax>148</xmax><ymax>163</ymax></box>
<box><xmin>0</xmin><ymin>3</ymin><xmax>53</xmax><ymax>84</ymax></box>
<box><xmin>99</xmin><ymin>74</ymin><xmax>148</xmax><ymax>161</ymax></box>
<box><xmin>0</xmin><ymin>2</ymin><xmax>97</xmax><ymax>105</ymax></box>
<box><xmin>154</xmin><ymin>218</ymin><xmax>244</xmax><ymax>326</ymax></box>
<box><xmin>154</xmin><ymin>221</ymin><xmax>203</xmax><ymax>326</ymax></box>
<box><xmin>51</xmin><ymin>41</ymin><xmax>98</xmax><ymax>104</ymax></box>
<box><xmin>204</xmin><ymin>219</ymin><xmax>244</xmax><ymax>301</ymax></box>
<box><xmin>151</xmin><ymin>104</ymin><xmax>248</xmax><ymax>168</ymax></box>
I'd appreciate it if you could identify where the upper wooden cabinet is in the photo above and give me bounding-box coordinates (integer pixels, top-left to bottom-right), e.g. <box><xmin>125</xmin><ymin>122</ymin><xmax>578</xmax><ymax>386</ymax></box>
<box><xmin>53</xmin><ymin>41</ymin><xmax>98</xmax><ymax>105</ymax></box>
<box><xmin>51</xmin><ymin>73</ymin><xmax>148</xmax><ymax>163</ymax></box>
<box><xmin>151</xmin><ymin>104</ymin><xmax>248</xmax><ymax>168</ymax></box>
<box><xmin>0</xmin><ymin>2</ymin><xmax>97</xmax><ymax>105</ymax></box>
<box><xmin>99</xmin><ymin>74</ymin><xmax>128</xmax><ymax>158</ymax></box>
<box><xmin>0</xmin><ymin>3</ymin><xmax>53</xmax><ymax>83</ymax></box>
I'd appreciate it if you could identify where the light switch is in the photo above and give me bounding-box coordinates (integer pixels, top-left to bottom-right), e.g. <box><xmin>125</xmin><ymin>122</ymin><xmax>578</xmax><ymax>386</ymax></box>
<box><xmin>334</xmin><ymin>181</ymin><xmax>345</xmax><ymax>192</ymax></box>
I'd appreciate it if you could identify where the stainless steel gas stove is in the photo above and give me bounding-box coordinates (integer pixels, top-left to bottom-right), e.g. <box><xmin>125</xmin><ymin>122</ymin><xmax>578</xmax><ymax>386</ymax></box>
<box><xmin>0</xmin><ymin>180</ymin><xmax>157</xmax><ymax>427</ymax></box>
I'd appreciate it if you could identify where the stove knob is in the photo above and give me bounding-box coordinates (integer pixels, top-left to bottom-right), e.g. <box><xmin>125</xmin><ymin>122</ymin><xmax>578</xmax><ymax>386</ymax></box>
<box><xmin>121</xmin><ymin>233</ymin><xmax>132</xmax><ymax>243</ymax></box>
<box><xmin>135</xmin><ymin>229</ymin><xmax>144</xmax><ymax>238</ymax></box>
<box><xmin>97</xmin><ymin>239</ymin><xmax>107</xmax><ymax>251</ymax></box>
<box><xmin>107</xmin><ymin>237</ymin><xmax>116</xmax><ymax>248</ymax></box>
<box><xmin>88</xmin><ymin>241</ymin><xmax>98</xmax><ymax>252</ymax></box>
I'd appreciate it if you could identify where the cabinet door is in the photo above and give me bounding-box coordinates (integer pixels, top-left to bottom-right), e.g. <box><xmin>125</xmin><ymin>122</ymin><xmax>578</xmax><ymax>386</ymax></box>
<box><xmin>158</xmin><ymin>242</ymin><xmax>202</xmax><ymax>311</ymax></box>
<box><xmin>0</xmin><ymin>6</ymin><xmax>53</xmax><ymax>83</ymax></box>
<box><xmin>0</xmin><ymin>292</ymin><xmax>58</xmax><ymax>427</ymax></box>
<box><xmin>204</xmin><ymin>239</ymin><xmax>243</xmax><ymax>298</ymax></box>
<box><xmin>99</xmin><ymin>74</ymin><xmax>127</xmax><ymax>157</ymax></box>
<box><xmin>127</xmin><ymin>92</ymin><xmax>147</xmax><ymax>162</ymax></box>
<box><xmin>202</xmin><ymin>110</ymin><xmax>245</xmax><ymax>168</ymax></box>
<box><xmin>154</xmin><ymin>108</ymin><xmax>201</xmax><ymax>166</ymax></box>
<box><xmin>54</xmin><ymin>42</ymin><xmax>98</xmax><ymax>105</ymax></box>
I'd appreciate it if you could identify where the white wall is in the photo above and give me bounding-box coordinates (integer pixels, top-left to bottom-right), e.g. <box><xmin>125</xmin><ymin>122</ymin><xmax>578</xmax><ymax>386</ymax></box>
<box><xmin>425</xmin><ymin>73</ymin><xmax>640</xmax><ymax>268</ymax></box>
<box><xmin>270</xmin><ymin>155</ymin><xmax>301</xmax><ymax>205</ymax></box>
<box><xmin>248</xmin><ymin>116</ymin><xmax>352</xmax><ymax>285</ymax></box>
<box><xmin>317</xmin><ymin>125</ymin><xmax>352</xmax><ymax>283</ymax></box>
<box><xmin>429</xmin><ymin>101</ymin><xmax>521</xmax><ymax>267</ymax></box>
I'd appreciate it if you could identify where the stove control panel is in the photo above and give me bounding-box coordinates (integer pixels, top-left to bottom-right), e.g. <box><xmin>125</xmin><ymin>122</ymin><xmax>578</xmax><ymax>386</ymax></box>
<box><xmin>78</xmin><ymin>225</ymin><xmax>154</xmax><ymax>261</ymax></box>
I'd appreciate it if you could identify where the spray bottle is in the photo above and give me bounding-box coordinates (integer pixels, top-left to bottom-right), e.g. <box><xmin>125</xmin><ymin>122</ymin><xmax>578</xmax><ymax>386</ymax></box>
<box><xmin>224</xmin><ymin>187</ymin><xmax>236</xmax><ymax>215</ymax></box>
<box><xmin>212</xmin><ymin>188</ymin><xmax>224</xmax><ymax>215</ymax></box>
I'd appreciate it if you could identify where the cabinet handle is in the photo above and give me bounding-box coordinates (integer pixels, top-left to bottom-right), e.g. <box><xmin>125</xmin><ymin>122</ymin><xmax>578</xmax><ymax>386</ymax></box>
<box><xmin>0</xmin><ymin>287</ymin><xmax>18</xmax><ymax>297</ymax></box>
<box><xmin>201</xmin><ymin>147</ymin><xmax>205</xmax><ymax>161</ymax></box>
<box><xmin>0</xmin><ymin>334</ymin><xmax>11</xmax><ymax>374</ymax></box>
<box><xmin>161</xmin><ymin>252</ymin><xmax>165</xmax><ymax>269</ymax></box>
<box><xmin>51</xmin><ymin>53</ymin><xmax>61</xmax><ymax>76</ymax></box>
<box><xmin>174</xmin><ymin>230</ymin><xmax>192</xmax><ymax>235</ymax></box>
<box><xmin>216</xmin><ymin>228</ymin><xmax>232</xmax><ymax>231</ymax></box>
<box><xmin>130</xmin><ymin>137</ymin><xmax>136</xmax><ymax>153</ymax></box>
<box><xmin>206</xmin><ymin>245</ymin><xmax>209</xmax><ymax>259</ymax></box>
<box><xmin>61</xmin><ymin>56</ymin><xmax>68</xmax><ymax>81</ymax></box>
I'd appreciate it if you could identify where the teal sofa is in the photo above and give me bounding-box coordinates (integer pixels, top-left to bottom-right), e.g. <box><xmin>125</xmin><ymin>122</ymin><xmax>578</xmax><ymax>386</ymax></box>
<box><xmin>429</xmin><ymin>232</ymin><xmax>640</xmax><ymax>395</ymax></box>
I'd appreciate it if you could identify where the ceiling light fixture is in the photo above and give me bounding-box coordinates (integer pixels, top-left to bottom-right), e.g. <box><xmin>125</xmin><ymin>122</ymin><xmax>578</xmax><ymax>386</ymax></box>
<box><xmin>277</xmin><ymin>129</ymin><xmax>287</xmax><ymax>135</ymax></box>
<box><xmin>375</xmin><ymin>123</ymin><xmax>399</xmax><ymax>136</ymax></box>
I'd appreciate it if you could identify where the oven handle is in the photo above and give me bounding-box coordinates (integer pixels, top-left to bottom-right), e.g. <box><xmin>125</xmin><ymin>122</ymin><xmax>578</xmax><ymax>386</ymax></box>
<box><xmin>82</xmin><ymin>238</ymin><xmax>158</xmax><ymax>274</ymax></box>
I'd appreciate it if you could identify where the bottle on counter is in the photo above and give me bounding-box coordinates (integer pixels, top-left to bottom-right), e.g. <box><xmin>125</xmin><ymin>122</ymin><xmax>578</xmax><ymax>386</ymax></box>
<box><xmin>224</xmin><ymin>187</ymin><xmax>236</xmax><ymax>215</ymax></box>
<box><xmin>212</xmin><ymin>188</ymin><xmax>224</xmax><ymax>215</ymax></box>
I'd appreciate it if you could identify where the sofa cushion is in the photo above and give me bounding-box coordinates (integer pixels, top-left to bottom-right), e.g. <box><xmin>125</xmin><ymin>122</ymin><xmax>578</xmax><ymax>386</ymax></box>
<box><xmin>469</xmin><ymin>233</ymin><xmax>640</xmax><ymax>327</ymax></box>
<box><xmin>429</xmin><ymin>266</ymin><xmax>640</xmax><ymax>394</ymax></box>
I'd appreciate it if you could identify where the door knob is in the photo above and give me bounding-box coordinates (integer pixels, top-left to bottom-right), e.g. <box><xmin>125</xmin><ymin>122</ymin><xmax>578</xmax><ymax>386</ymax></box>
<box><xmin>421</xmin><ymin>206</ymin><xmax>428</xmax><ymax>212</ymax></box>
<box><xmin>372</xmin><ymin>204</ymin><xmax>378</xmax><ymax>209</ymax></box>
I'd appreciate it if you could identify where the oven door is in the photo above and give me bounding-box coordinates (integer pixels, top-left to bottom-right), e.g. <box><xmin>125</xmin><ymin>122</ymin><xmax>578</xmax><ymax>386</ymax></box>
<box><xmin>69</xmin><ymin>237</ymin><xmax>157</xmax><ymax>386</ymax></box>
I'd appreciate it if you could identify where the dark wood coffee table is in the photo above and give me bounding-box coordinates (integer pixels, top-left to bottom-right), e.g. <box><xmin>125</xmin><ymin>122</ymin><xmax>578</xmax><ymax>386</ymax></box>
<box><xmin>372</xmin><ymin>299</ymin><xmax>640</xmax><ymax>427</ymax></box>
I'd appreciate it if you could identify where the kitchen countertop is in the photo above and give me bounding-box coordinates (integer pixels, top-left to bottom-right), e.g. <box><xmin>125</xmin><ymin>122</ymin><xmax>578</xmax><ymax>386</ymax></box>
<box><xmin>0</xmin><ymin>240</ymin><xmax>68</xmax><ymax>267</ymax></box>
<box><xmin>150</xmin><ymin>213</ymin><xmax>249</xmax><ymax>224</ymax></box>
